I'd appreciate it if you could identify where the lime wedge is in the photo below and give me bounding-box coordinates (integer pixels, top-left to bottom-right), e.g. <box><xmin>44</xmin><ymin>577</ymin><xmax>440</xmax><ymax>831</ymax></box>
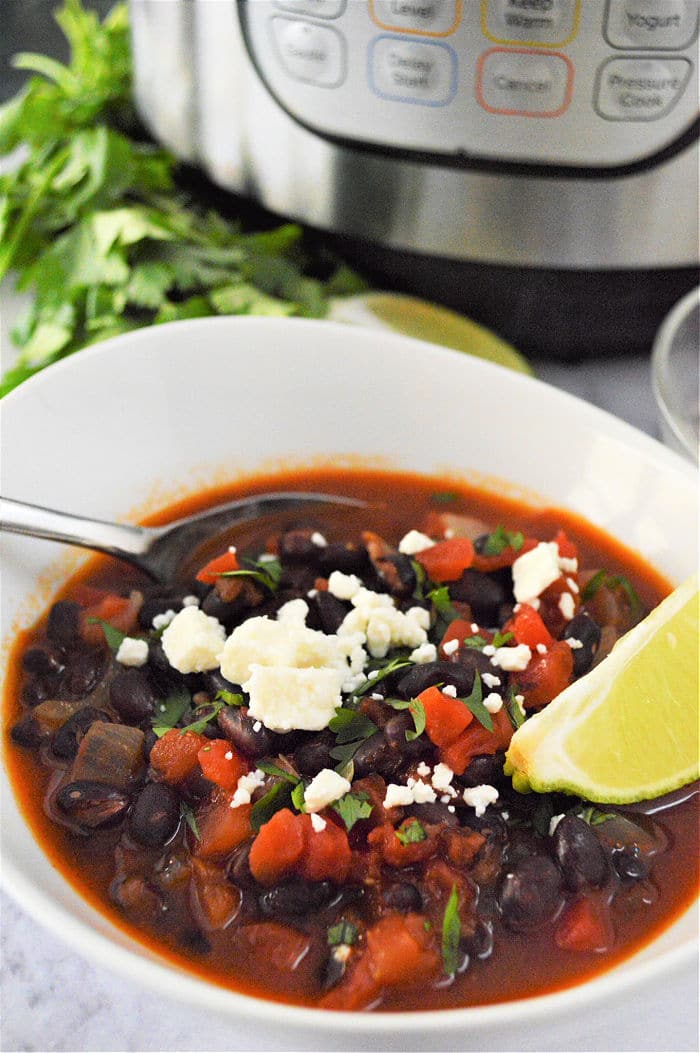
<box><xmin>328</xmin><ymin>292</ymin><xmax>532</xmax><ymax>375</ymax></box>
<box><xmin>505</xmin><ymin>576</ymin><xmax>699</xmax><ymax>803</ymax></box>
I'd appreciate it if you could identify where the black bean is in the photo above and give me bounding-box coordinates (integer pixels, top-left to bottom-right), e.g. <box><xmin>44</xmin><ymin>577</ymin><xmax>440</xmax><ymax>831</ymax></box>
<box><xmin>56</xmin><ymin>780</ymin><xmax>130</xmax><ymax>828</ymax></box>
<box><xmin>463</xmin><ymin>918</ymin><xmax>494</xmax><ymax>961</ymax></box>
<box><xmin>10</xmin><ymin>716</ymin><xmax>43</xmax><ymax>748</ymax></box>
<box><xmin>258</xmin><ymin>879</ymin><xmax>334</xmax><ymax>917</ymax></box>
<box><xmin>51</xmin><ymin>706</ymin><xmax>111</xmax><ymax>760</ymax></box>
<box><xmin>459</xmin><ymin>753</ymin><xmax>506</xmax><ymax>788</ymax></box>
<box><xmin>21</xmin><ymin>647</ymin><xmax>64</xmax><ymax>679</ymax></box>
<box><xmin>463</xmin><ymin>808</ymin><xmax>508</xmax><ymax>844</ymax></box>
<box><xmin>383</xmin><ymin>712</ymin><xmax>428</xmax><ymax>758</ymax></box>
<box><xmin>142</xmin><ymin>729</ymin><xmax>158</xmax><ymax>761</ymax></box>
<box><xmin>22</xmin><ymin>678</ymin><xmax>51</xmax><ymax>707</ymax></box>
<box><xmin>110</xmin><ymin>668</ymin><xmax>157</xmax><ymax>723</ymax></box>
<box><xmin>564</xmin><ymin>611</ymin><xmax>602</xmax><ymax>677</ymax></box>
<box><xmin>381</xmin><ymin>882</ymin><xmax>423</xmax><ymax>912</ymax></box>
<box><xmin>279</xmin><ymin>530</ymin><xmax>321</xmax><ymax>564</ymax></box>
<box><xmin>410</xmin><ymin>801</ymin><xmax>459</xmax><ymax>827</ymax></box>
<box><xmin>318</xmin><ymin>543</ymin><xmax>371</xmax><ymax>577</ymax></box>
<box><xmin>321</xmin><ymin>950</ymin><xmax>348</xmax><ymax>991</ymax></box>
<box><xmin>352</xmin><ymin>731</ymin><xmax>401</xmax><ymax>779</ymax></box>
<box><xmin>62</xmin><ymin>648</ymin><xmax>107</xmax><ymax>698</ymax></box>
<box><xmin>227</xmin><ymin>843</ymin><xmax>254</xmax><ymax>888</ymax></box>
<box><xmin>449</xmin><ymin>569</ymin><xmax>508</xmax><ymax>626</ymax></box>
<box><xmin>552</xmin><ymin>815</ymin><xmax>609</xmax><ymax>891</ymax></box>
<box><xmin>397</xmin><ymin>661</ymin><xmax>480</xmax><ymax>700</ymax></box>
<box><xmin>201</xmin><ymin>590</ymin><xmax>245</xmax><ymax>627</ymax></box>
<box><xmin>217</xmin><ymin>705</ymin><xmax>288</xmax><ymax>759</ymax></box>
<box><xmin>314</xmin><ymin>591</ymin><xmax>349</xmax><ymax>635</ymax></box>
<box><xmin>46</xmin><ymin>600</ymin><xmax>81</xmax><ymax>649</ymax></box>
<box><xmin>614</xmin><ymin>846</ymin><xmax>651</xmax><ymax>882</ymax></box>
<box><xmin>498</xmin><ymin>855</ymin><xmax>564</xmax><ymax>931</ymax></box>
<box><xmin>129</xmin><ymin>783</ymin><xmax>180</xmax><ymax>847</ymax></box>
<box><xmin>293</xmin><ymin>731</ymin><xmax>336</xmax><ymax>776</ymax></box>
<box><xmin>179</xmin><ymin>929</ymin><xmax>211</xmax><ymax>955</ymax></box>
<box><xmin>373</xmin><ymin>554</ymin><xmax>416</xmax><ymax>598</ymax></box>
<box><xmin>138</xmin><ymin>597</ymin><xmax>183</xmax><ymax>631</ymax></box>
<box><xmin>451</xmin><ymin>647</ymin><xmax>495</xmax><ymax>684</ymax></box>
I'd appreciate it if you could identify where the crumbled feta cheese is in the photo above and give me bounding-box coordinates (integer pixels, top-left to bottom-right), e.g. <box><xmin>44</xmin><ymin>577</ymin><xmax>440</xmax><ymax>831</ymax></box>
<box><xmin>411</xmin><ymin>781</ymin><xmax>437</xmax><ymax>804</ymax></box>
<box><xmin>115</xmin><ymin>637</ymin><xmax>149</xmax><ymax>667</ymax></box>
<box><xmin>398</xmin><ymin>529</ymin><xmax>435</xmax><ymax>556</ymax></box>
<box><xmin>444</xmin><ymin>528</ymin><xmax>455</xmax><ymax>539</ymax></box>
<box><xmin>258</xmin><ymin>552</ymin><xmax>277</xmax><ymax>563</ymax></box>
<box><xmin>491</xmin><ymin>643</ymin><xmax>532</xmax><ymax>672</ymax></box>
<box><xmin>181</xmin><ymin>595</ymin><xmax>200</xmax><ymax>607</ymax></box>
<box><xmin>327</xmin><ymin>571</ymin><xmax>362</xmax><ymax>601</ymax></box>
<box><xmin>416</xmin><ymin>761</ymin><xmax>431</xmax><ymax>777</ymax></box>
<box><xmin>410</xmin><ymin>642</ymin><xmax>437</xmax><ymax>664</ymax></box>
<box><xmin>512</xmin><ymin>542</ymin><xmax>561</xmax><ymax>604</ymax></box>
<box><xmin>307</xmin><ymin>588</ymin><xmax>318</xmax><ymax>599</ymax></box>
<box><xmin>311</xmin><ymin>532</ymin><xmax>327</xmax><ymax>548</ymax></box>
<box><xmin>483</xmin><ymin>692</ymin><xmax>503</xmax><ymax>713</ymax></box>
<box><xmin>244</xmin><ymin>665</ymin><xmax>342</xmax><ymax>732</ymax></box>
<box><xmin>276</xmin><ymin>598</ymin><xmax>309</xmax><ymax>627</ymax></box>
<box><xmin>304</xmin><ymin>768</ymin><xmax>351</xmax><ymax>812</ymax></box>
<box><xmin>338</xmin><ymin>591</ymin><xmax>429</xmax><ymax>659</ymax></box>
<box><xmin>549</xmin><ymin>813</ymin><xmax>566</xmax><ymax>836</ymax></box>
<box><xmin>442</xmin><ymin>638</ymin><xmax>459</xmax><ymax>656</ymax></box>
<box><xmin>513</xmin><ymin>694</ymin><xmax>526</xmax><ymax>718</ymax></box>
<box><xmin>558</xmin><ymin>592</ymin><xmax>576</xmax><ymax>621</ymax></box>
<box><xmin>228</xmin><ymin>545</ymin><xmax>237</xmax><ymax>555</ymax></box>
<box><xmin>310</xmin><ymin>812</ymin><xmax>327</xmax><ymax>832</ymax></box>
<box><xmin>565</xmin><ymin>637</ymin><xmax>584</xmax><ymax>650</ymax></box>
<box><xmin>224</xmin><ymin>750</ymin><xmax>233</xmax><ymax>760</ymax></box>
<box><xmin>162</xmin><ymin>607</ymin><xmax>226</xmax><ymax>674</ymax></box>
<box><xmin>462</xmin><ymin>784</ymin><xmax>499</xmax><ymax>817</ymax></box>
<box><xmin>383</xmin><ymin>784</ymin><xmax>415</xmax><ymax>808</ymax></box>
<box><xmin>482</xmin><ymin>644</ymin><xmax>496</xmax><ymax>656</ymax></box>
<box><xmin>447</xmin><ymin>805</ymin><xmax>456</xmax><ymax>813</ymax></box>
<box><xmin>559</xmin><ymin>555</ymin><xmax>578</xmax><ymax>574</ymax></box>
<box><xmin>470</xmin><ymin>623</ymin><xmax>479</xmax><ymax>633</ymax></box>
<box><xmin>252</xmin><ymin>720</ymin><xmax>262</xmax><ymax>732</ymax></box>
<box><xmin>230</xmin><ymin>768</ymin><xmax>266</xmax><ymax>808</ymax></box>
<box><xmin>431</xmin><ymin>763</ymin><xmax>455</xmax><ymax>792</ymax></box>
<box><xmin>536</xmin><ymin>643</ymin><xmax>548</xmax><ymax>655</ymax></box>
<box><xmin>442</xmin><ymin>684</ymin><xmax>458</xmax><ymax>698</ymax></box>
<box><xmin>152</xmin><ymin>609</ymin><xmax>177</xmax><ymax>630</ymax></box>
<box><xmin>566</xmin><ymin>577</ymin><xmax>579</xmax><ymax>594</ymax></box>
<box><xmin>482</xmin><ymin>672</ymin><xmax>501</xmax><ymax>689</ymax></box>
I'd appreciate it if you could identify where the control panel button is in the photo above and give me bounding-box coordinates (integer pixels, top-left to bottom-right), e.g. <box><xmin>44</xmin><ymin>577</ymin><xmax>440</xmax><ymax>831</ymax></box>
<box><xmin>370</xmin><ymin>0</ymin><xmax>461</xmax><ymax>36</ymax></box>
<box><xmin>270</xmin><ymin>17</ymin><xmax>346</xmax><ymax>86</ymax></box>
<box><xmin>477</xmin><ymin>48</ymin><xmax>573</xmax><ymax>115</ymax></box>
<box><xmin>596</xmin><ymin>57</ymin><xmax>692</xmax><ymax>119</ymax></box>
<box><xmin>273</xmin><ymin>0</ymin><xmax>346</xmax><ymax>17</ymax></box>
<box><xmin>482</xmin><ymin>0</ymin><xmax>580</xmax><ymax>46</ymax></box>
<box><xmin>605</xmin><ymin>0</ymin><xmax>699</xmax><ymax>50</ymax></box>
<box><xmin>370</xmin><ymin>37</ymin><xmax>457</xmax><ymax>104</ymax></box>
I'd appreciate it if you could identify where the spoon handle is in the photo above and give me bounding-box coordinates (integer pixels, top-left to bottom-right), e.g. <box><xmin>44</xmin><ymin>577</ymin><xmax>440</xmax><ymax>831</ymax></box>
<box><xmin>0</xmin><ymin>497</ymin><xmax>153</xmax><ymax>560</ymax></box>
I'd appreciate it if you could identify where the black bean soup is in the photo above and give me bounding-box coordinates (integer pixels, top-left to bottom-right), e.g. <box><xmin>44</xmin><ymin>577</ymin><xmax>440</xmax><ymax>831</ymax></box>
<box><xmin>5</xmin><ymin>469</ymin><xmax>698</xmax><ymax>1012</ymax></box>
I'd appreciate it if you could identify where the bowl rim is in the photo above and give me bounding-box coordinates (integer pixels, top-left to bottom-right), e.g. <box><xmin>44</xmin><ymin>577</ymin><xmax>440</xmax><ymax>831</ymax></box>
<box><xmin>650</xmin><ymin>285</ymin><xmax>700</xmax><ymax>462</ymax></box>
<box><xmin>1</xmin><ymin>314</ymin><xmax>698</xmax><ymax>1035</ymax></box>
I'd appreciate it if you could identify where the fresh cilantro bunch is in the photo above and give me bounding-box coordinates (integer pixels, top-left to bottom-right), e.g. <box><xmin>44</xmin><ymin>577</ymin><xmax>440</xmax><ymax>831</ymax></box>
<box><xmin>0</xmin><ymin>0</ymin><xmax>364</xmax><ymax>396</ymax></box>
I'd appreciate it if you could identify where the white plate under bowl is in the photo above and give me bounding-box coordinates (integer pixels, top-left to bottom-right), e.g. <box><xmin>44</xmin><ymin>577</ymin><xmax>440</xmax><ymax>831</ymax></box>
<box><xmin>1</xmin><ymin>317</ymin><xmax>697</xmax><ymax>1051</ymax></box>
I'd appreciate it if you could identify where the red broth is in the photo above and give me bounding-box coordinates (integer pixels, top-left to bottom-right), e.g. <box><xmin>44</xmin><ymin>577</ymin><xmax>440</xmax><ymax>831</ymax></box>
<box><xmin>4</xmin><ymin>467</ymin><xmax>698</xmax><ymax>1011</ymax></box>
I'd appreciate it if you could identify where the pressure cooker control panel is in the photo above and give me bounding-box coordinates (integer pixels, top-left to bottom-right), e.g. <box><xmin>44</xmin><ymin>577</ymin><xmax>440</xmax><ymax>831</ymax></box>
<box><xmin>239</xmin><ymin>0</ymin><xmax>699</xmax><ymax>167</ymax></box>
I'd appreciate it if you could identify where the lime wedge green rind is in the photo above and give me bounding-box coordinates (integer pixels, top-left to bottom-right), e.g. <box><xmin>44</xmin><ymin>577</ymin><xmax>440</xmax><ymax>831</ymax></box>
<box><xmin>327</xmin><ymin>293</ymin><xmax>533</xmax><ymax>376</ymax></box>
<box><xmin>505</xmin><ymin>576</ymin><xmax>699</xmax><ymax>804</ymax></box>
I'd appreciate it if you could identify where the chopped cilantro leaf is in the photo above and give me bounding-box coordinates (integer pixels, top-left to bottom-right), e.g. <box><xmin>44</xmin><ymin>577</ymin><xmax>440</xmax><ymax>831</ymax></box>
<box><xmin>395</xmin><ymin>818</ymin><xmax>427</xmax><ymax>845</ymax></box>
<box><xmin>481</xmin><ymin>526</ymin><xmax>524</xmax><ymax>556</ymax></box>
<box><xmin>428</xmin><ymin>585</ymin><xmax>459</xmax><ymax>621</ymax></box>
<box><xmin>256</xmin><ymin>760</ymin><xmax>300</xmax><ymax>785</ymax></box>
<box><xmin>505</xmin><ymin>688</ymin><xmax>526</xmax><ymax>730</ymax></box>
<box><xmin>411</xmin><ymin>559</ymin><xmax>428</xmax><ymax>601</ymax></box>
<box><xmin>220</xmin><ymin>556</ymin><xmax>282</xmax><ymax>593</ymax></box>
<box><xmin>290</xmin><ymin>780</ymin><xmax>307</xmax><ymax>812</ymax></box>
<box><xmin>383</xmin><ymin>697</ymin><xmax>411</xmax><ymax>711</ymax></box>
<box><xmin>491</xmin><ymin>630</ymin><xmax>514</xmax><ymax>648</ymax></box>
<box><xmin>351</xmin><ymin>656</ymin><xmax>412</xmax><ymax>699</ymax></box>
<box><xmin>577</xmin><ymin>805</ymin><xmax>617</xmax><ymax>827</ymax></box>
<box><xmin>151</xmin><ymin>686</ymin><xmax>191</xmax><ymax>737</ymax></box>
<box><xmin>463</xmin><ymin>634</ymin><xmax>489</xmax><ymax>650</ymax></box>
<box><xmin>329</xmin><ymin>708</ymin><xmax>377</xmax><ymax>744</ymax></box>
<box><xmin>86</xmin><ymin>617</ymin><xmax>126</xmax><ymax>653</ymax></box>
<box><xmin>332</xmin><ymin>791</ymin><xmax>373</xmax><ymax>832</ymax></box>
<box><xmin>180</xmin><ymin>802</ymin><xmax>200</xmax><ymax>841</ymax></box>
<box><xmin>442</xmin><ymin>885</ymin><xmax>462</xmax><ymax>977</ymax></box>
<box><xmin>250</xmin><ymin>780</ymin><xmax>293</xmax><ymax>832</ymax></box>
<box><xmin>327</xmin><ymin>920</ymin><xmax>359</xmax><ymax>947</ymax></box>
<box><xmin>581</xmin><ymin>571</ymin><xmax>642</xmax><ymax>617</ymax></box>
<box><xmin>183</xmin><ymin>700</ymin><xmax>224</xmax><ymax>735</ymax></box>
<box><xmin>406</xmin><ymin>697</ymin><xmax>426</xmax><ymax>741</ymax></box>
<box><xmin>214</xmin><ymin>689</ymin><xmax>244</xmax><ymax>707</ymax></box>
<box><xmin>459</xmin><ymin>672</ymin><xmax>493</xmax><ymax>732</ymax></box>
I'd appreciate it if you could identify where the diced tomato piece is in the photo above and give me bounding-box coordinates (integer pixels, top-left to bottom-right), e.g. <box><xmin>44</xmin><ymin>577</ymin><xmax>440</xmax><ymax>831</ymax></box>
<box><xmin>367</xmin><ymin>821</ymin><xmax>438</xmax><ymax>868</ymax></box>
<box><xmin>194</xmin><ymin>797</ymin><xmax>253</xmax><ymax>859</ymax></box>
<box><xmin>299</xmin><ymin>814</ymin><xmax>352</xmax><ymax>882</ymax></box>
<box><xmin>555</xmin><ymin>896</ymin><xmax>613</xmax><ymax>953</ymax></box>
<box><xmin>150</xmin><ymin>729</ymin><xmax>208</xmax><ymax>784</ymax></box>
<box><xmin>248</xmin><ymin>808</ymin><xmax>306</xmax><ymax>885</ymax></box>
<box><xmin>438</xmin><ymin>618</ymin><xmax>477</xmax><ymax>657</ymax></box>
<box><xmin>516</xmin><ymin>640</ymin><xmax>574</xmax><ymax>710</ymax></box>
<box><xmin>190</xmin><ymin>858</ymin><xmax>241</xmax><ymax>930</ymax></box>
<box><xmin>365</xmin><ymin>913</ymin><xmax>439</xmax><ymax>986</ymax></box>
<box><xmin>80</xmin><ymin>592</ymin><xmax>140</xmax><ymax>645</ymax></box>
<box><xmin>440</xmin><ymin>707</ymin><xmax>513</xmax><ymax>776</ymax></box>
<box><xmin>197</xmin><ymin>739</ymin><xmax>248</xmax><ymax>792</ymax></box>
<box><xmin>415</xmin><ymin>537</ymin><xmax>475</xmax><ymax>582</ymax></box>
<box><xmin>238</xmin><ymin>922</ymin><xmax>311</xmax><ymax>972</ymax></box>
<box><xmin>320</xmin><ymin>955</ymin><xmax>379</xmax><ymax>1011</ymax></box>
<box><xmin>444</xmin><ymin>827</ymin><xmax>486</xmax><ymax>867</ymax></box>
<box><xmin>419</xmin><ymin>684</ymin><xmax>473</xmax><ymax>748</ymax></box>
<box><xmin>504</xmin><ymin>603</ymin><xmax>554</xmax><ymax>650</ymax></box>
<box><xmin>554</xmin><ymin>529</ymin><xmax>578</xmax><ymax>562</ymax></box>
<box><xmin>195</xmin><ymin>549</ymin><xmax>240</xmax><ymax>584</ymax></box>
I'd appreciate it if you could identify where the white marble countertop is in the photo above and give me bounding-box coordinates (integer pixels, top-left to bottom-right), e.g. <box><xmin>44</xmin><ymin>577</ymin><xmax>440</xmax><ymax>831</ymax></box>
<box><xmin>1</xmin><ymin>287</ymin><xmax>697</xmax><ymax>1052</ymax></box>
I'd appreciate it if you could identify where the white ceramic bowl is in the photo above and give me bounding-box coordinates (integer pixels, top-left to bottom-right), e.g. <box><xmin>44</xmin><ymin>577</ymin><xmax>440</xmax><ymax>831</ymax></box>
<box><xmin>1</xmin><ymin>317</ymin><xmax>698</xmax><ymax>1051</ymax></box>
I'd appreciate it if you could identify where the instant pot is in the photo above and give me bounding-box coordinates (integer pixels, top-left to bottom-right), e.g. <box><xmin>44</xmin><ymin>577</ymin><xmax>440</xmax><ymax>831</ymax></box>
<box><xmin>129</xmin><ymin>0</ymin><xmax>700</xmax><ymax>358</ymax></box>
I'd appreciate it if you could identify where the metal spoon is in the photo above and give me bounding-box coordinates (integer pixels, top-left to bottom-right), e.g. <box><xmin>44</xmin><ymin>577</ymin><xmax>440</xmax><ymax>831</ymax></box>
<box><xmin>0</xmin><ymin>493</ymin><xmax>366</xmax><ymax>583</ymax></box>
